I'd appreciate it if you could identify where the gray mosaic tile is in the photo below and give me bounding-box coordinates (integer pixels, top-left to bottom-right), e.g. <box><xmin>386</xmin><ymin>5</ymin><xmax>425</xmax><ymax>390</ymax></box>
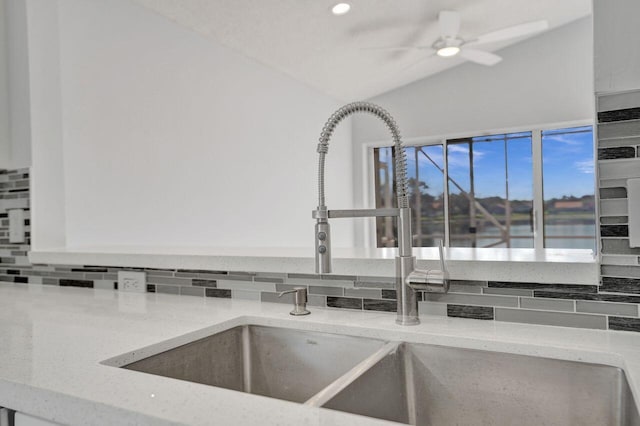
<box><xmin>321</xmin><ymin>274</ymin><xmax>357</xmax><ymax>281</ymax></box>
<box><xmin>488</xmin><ymin>281</ymin><xmax>597</xmax><ymax>293</ymax></box>
<box><xmin>601</xmin><ymin>264</ymin><xmax>640</xmax><ymax>278</ymax></box>
<box><xmin>179</xmin><ymin>286</ymin><xmax>204</xmax><ymax>297</ymax></box>
<box><xmin>600</xmin><ymin>276</ymin><xmax>640</xmax><ymax>294</ymax></box>
<box><xmin>217</xmin><ymin>280</ymin><xmax>275</xmax><ymax>292</ymax></box>
<box><xmin>600</xmin><ymin>216</ymin><xmax>628</xmax><ymax>225</ymax></box>
<box><xmin>598</xmin><ymin>120</ymin><xmax>640</xmax><ymax>139</ymax></box>
<box><xmin>600</xmin><ymin>187</ymin><xmax>628</xmax><ymax>199</ymax></box>
<box><xmin>495</xmin><ymin>308</ymin><xmax>607</xmax><ymax>330</ymax></box>
<box><xmin>254</xmin><ymin>272</ymin><xmax>287</xmax><ymax>280</ymax></box>
<box><xmin>520</xmin><ymin>297</ymin><xmax>575</xmax><ymax>312</ymax></box>
<box><xmin>449</xmin><ymin>283</ymin><xmax>484</xmax><ymax>294</ymax></box>
<box><xmin>309</xmin><ymin>285</ymin><xmax>344</xmax><ymax>296</ymax></box>
<box><xmin>344</xmin><ymin>288</ymin><xmax>382</xmax><ymax>298</ymax></box>
<box><xmin>447</xmin><ymin>304</ymin><xmax>494</xmax><ymax>320</ymax></box>
<box><xmin>600</xmin><ymin>198</ymin><xmax>628</xmax><ymax>217</ymax></box>
<box><xmin>94</xmin><ymin>280</ymin><xmax>116</xmax><ymax>290</ymax></box>
<box><xmin>598</xmin><ymin>91</ymin><xmax>640</xmax><ymax>112</ymax></box>
<box><xmin>327</xmin><ymin>296</ymin><xmax>362</xmax><ymax>310</ymax></box>
<box><xmin>156</xmin><ymin>285</ymin><xmax>180</xmax><ymax>295</ymax></box>
<box><xmin>60</xmin><ymin>279</ymin><xmax>93</xmax><ymax>288</ymax></box>
<box><xmin>482</xmin><ymin>287</ymin><xmax>533</xmax><ymax>297</ymax></box>
<box><xmin>308</xmin><ymin>295</ymin><xmax>326</xmax><ymax>307</ymax></box>
<box><xmin>599</xmin><ymin>137</ymin><xmax>640</xmax><ymax>149</ymax></box>
<box><xmin>260</xmin><ymin>291</ymin><xmax>288</xmax><ymax>304</ymax></box>
<box><xmin>424</xmin><ymin>293</ymin><xmax>518</xmax><ymax>308</ymax></box>
<box><xmin>205</xmin><ymin>288</ymin><xmax>231</xmax><ymax>298</ymax></box>
<box><xmin>192</xmin><ymin>279</ymin><xmax>217</xmax><ymax>288</ymax></box>
<box><xmin>254</xmin><ymin>276</ymin><xmax>284</xmax><ymax>283</ymax></box>
<box><xmin>608</xmin><ymin>317</ymin><xmax>640</xmax><ymax>332</ymax></box>
<box><xmin>576</xmin><ymin>300</ymin><xmax>638</xmax><ymax>316</ymax></box>
<box><xmin>599</xmin><ymin>147</ymin><xmax>636</xmax><ymax>160</ymax></box>
<box><xmin>602</xmin><ymin>239</ymin><xmax>640</xmax><ymax>255</ymax></box>
<box><xmin>146</xmin><ymin>276</ymin><xmax>192</xmax><ymax>286</ymax></box>
<box><xmin>601</xmin><ymin>255</ymin><xmax>638</xmax><ymax>266</ymax></box>
<box><xmin>231</xmin><ymin>289</ymin><xmax>260</xmax><ymax>301</ymax></box>
<box><xmin>144</xmin><ymin>270</ymin><xmax>175</xmax><ymax>278</ymax></box>
<box><xmin>598</xmin><ymin>108</ymin><xmax>640</xmax><ymax>123</ymax></box>
<box><xmin>601</xmin><ymin>225</ymin><xmax>629</xmax><ymax>237</ymax></box>
<box><xmin>354</xmin><ymin>279</ymin><xmax>395</xmax><ymax>289</ymax></box>
<box><xmin>287</xmin><ymin>273</ymin><xmax>319</xmax><ymax>279</ymax></box>
<box><xmin>363</xmin><ymin>299</ymin><xmax>396</xmax><ymax>312</ymax></box>
<box><xmin>285</xmin><ymin>277</ymin><xmax>325</xmax><ymax>286</ymax></box>
<box><xmin>534</xmin><ymin>291</ymin><xmax>640</xmax><ymax>304</ymax></box>
<box><xmin>418</xmin><ymin>301</ymin><xmax>447</xmax><ymax>316</ymax></box>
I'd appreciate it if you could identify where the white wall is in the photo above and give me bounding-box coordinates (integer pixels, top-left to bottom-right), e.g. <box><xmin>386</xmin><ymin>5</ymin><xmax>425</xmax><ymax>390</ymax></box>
<box><xmin>33</xmin><ymin>0</ymin><xmax>353</xmax><ymax>249</ymax></box>
<box><xmin>0</xmin><ymin>0</ymin><xmax>33</xmax><ymax>170</ymax></box>
<box><xmin>594</xmin><ymin>0</ymin><xmax>640</xmax><ymax>93</ymax></box>
<box><xmin>351</xmin><ymin>17</ymin><xmax>594</xmax><ymax>245</ymax></box>
<box><xmin>0</xmin><ymin>0</ymin><xmax>9</xmax><ymax>168</ymax></box>
<box><xmin>27</xmin><ymin>0</ymin><xmax>66</xmax><ymax>250</ymax></box>
<box><xmin>7</xmin><ymin>0</ymin><xmax>32</xmax><ymax>169</ymax></box>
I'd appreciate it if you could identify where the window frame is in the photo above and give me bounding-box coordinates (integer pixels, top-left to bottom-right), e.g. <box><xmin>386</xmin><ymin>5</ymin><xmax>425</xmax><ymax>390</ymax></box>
<box><xmin>362</xmin><ymin>119</ymin><xmax>596</xmax><ymax>250</ymax></box>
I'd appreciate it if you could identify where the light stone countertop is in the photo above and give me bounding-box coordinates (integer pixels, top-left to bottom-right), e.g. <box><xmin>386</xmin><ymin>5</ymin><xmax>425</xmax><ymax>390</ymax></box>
<box><xmin>1</xmin><ymin>282</ymin><xmax>637</xmax><ymax>426</ymax></box>
<box><xmin>28</xmin><ymin>245</ymin><xmax>598</xmax><ymax>284</ymax></box>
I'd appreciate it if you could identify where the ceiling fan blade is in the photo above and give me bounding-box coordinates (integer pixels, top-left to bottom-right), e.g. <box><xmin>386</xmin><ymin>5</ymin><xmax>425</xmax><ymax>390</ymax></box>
<box><xmin>459</xmin><ymin>49</ymin><xmax>502</xmax><ymax>66</ymax></box>
<box><xmin>470</xmin><ymin>20</ymin><xmax>549</xmax><ymax>45</ymax></box>
<box><xmin>360</xmin><ymin>45</ymin><xmax>432</xmax><ymax>51</ymax></box>
<box><xmin>438</xmin><ymin>11</ymin><xmax>461</xmax><ymax>37</ymax></box>
<box><xmin>398</xmin><ymin>51</ymin><xmax>437</xmax><ymax>72</ymax></box>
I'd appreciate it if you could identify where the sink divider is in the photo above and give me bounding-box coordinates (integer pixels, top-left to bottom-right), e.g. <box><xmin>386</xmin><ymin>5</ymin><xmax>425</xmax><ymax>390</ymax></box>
<box><xmin>304</xmin><ymin>341</ymin><xmax>400</xmax><ymax>407</ymax></box>
<box><xmin>241</xmin><ymin>326</ymin><xmax>252</xmax><ymax>394</ymax></box>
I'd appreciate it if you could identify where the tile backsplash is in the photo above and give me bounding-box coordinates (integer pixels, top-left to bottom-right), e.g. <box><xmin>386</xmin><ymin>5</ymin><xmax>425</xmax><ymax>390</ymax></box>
<box><xmin>3</xmin><ymin>124</ymin><xmax>640</xmax><ymax>333</ymax></box>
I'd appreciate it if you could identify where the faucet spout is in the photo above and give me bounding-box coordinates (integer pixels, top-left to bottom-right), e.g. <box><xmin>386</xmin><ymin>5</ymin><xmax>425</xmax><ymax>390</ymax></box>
<box><xmin>313</xmin><ymin>102</ymin><xmax>449</xmax><ymax>325</ymax></box>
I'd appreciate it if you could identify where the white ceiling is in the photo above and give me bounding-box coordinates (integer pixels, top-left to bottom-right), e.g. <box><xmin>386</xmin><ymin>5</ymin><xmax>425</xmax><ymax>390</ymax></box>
<box><xmin>130</xmin><ymin>0</ymin><xmax>591</xmax><ymax>101</ymax></box>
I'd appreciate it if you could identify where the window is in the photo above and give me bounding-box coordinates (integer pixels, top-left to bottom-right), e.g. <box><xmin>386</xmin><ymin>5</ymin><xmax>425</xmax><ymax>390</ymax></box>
<box><xmin>373</xmin><ymin>125</ymin><xmax>595</xmax><ymax>251</ymax></box>
<box><xmin>541</xmin><ymin>126</ymin><xmax>596</xmax><ymax>249</ymax></box>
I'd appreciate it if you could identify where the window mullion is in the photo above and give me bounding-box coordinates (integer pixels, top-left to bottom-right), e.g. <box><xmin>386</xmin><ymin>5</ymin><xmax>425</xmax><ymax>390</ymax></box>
<box><xmin>532</xmin><ymin>130</ymin><xmax>545</xmax><ymax>248</ymax></box>
<box><xmin>443</xmin><ymin>139</ymin><xmax>450</xmax><ymax>247</ymax></box>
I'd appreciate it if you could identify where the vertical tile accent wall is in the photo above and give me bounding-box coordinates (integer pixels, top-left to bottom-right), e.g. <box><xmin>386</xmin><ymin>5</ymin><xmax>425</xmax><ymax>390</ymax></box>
<box><xmin>597</xmin><ymin>90</ymin><xmax>640</xmax><ymax>332</ymax></box>
<box><xmin>0</xmin><ymin>169</ymin><xmax>31</xmax><ymax>269</ymax></box>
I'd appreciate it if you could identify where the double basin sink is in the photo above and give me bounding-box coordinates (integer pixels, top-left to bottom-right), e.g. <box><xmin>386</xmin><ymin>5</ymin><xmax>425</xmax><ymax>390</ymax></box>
<box><xmin>108</xmin><ymin>324</ymin><xmax>640</xmax><ymax>425</ymax></box>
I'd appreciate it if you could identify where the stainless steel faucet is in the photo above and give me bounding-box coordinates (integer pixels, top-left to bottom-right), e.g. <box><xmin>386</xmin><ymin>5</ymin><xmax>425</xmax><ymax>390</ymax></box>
<box><xmin>312</xmin><ymin>102</ymin><xmax>449</xmax><ymax>325</ymax></box>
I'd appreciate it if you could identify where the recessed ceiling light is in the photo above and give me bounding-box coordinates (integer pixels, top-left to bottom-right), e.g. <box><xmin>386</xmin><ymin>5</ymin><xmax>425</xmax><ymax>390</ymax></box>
<box><xmin>331</xmin><ymin>3</ymin><xmax>351</xmax><ymax>15</ymax></box>
<box><xmin>436</xmin><ymin>46</ymin><xmax>460</xmax><ymax>57</ymax></box>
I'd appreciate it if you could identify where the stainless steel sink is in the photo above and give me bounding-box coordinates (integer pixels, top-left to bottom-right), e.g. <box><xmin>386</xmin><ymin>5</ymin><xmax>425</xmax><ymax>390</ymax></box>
<box><xmin>115</xmin><ymin>324</ymin><xmax>640</xmax><ymax>425</ymax></box>
<box><xmin>122</xmin><ymin>325</ymin><xmax>385</xmax><ymax>403</ymax></box>
<box><xmin>320</xmin><ymin>342</ymin><xmax>640</xmax><ymax>426</ymax></box>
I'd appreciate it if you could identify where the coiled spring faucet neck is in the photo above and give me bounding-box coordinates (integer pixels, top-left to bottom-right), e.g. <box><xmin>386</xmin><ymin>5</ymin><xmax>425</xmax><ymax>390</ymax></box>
<box><xmin>316</xmin><ymin>102</ymin><xmax>409</xmax><ymax>210</ymax></box>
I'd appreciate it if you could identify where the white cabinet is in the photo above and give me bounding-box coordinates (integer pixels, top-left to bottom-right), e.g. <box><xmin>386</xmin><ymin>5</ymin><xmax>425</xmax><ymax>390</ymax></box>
<box><xmin>594</xmin><ymin>0</ymin><xmax>640</xmax><ymax>93</ymax></box>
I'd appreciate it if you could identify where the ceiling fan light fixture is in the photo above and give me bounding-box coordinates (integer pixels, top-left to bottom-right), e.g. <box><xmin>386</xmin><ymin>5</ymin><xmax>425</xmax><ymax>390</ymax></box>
<box><xmin>436</xmin><ymin>46</ymin><xmax>460</xmax><ymax>57</ymax></box>
<box><xmin>331</xmin><ymin>3</ymin><xmax>351</xmax><ymax>15</ymax></box>
<box><xmin>433</xmin><ymin>37</ymin><xmax>462</xmax><ymax>57</ymax></box>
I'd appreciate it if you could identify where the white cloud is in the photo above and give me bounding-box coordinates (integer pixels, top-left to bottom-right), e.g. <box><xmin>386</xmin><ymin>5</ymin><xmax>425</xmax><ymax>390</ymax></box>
<box><xmin>575</xmin><ymin>160</ymin><xmax>594</xmax><ymax>174</ymax></box>
<box><xmin>544</xmin><ymin>134</ymin><xmax>583</xmax><ymax>145</ymax></box>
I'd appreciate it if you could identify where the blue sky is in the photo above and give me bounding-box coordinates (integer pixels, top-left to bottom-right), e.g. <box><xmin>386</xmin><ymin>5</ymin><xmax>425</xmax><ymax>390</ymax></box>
<box><xmin>380</xmin><ymin>127</ymin><xmax>594</xmax><ymax>201</ymax></box>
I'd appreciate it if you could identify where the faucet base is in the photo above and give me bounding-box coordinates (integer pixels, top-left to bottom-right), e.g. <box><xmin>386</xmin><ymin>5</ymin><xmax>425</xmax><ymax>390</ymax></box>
<box><xmin>395</xmin><ymin>317</ymin><xmax>420</xmax><ymax>326</ymax></box>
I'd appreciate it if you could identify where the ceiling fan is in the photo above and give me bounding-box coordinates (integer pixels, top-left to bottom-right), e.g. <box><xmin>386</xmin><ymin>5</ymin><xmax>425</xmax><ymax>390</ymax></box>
<box><xmin>369</xmin><ymin>10</ymin><xmax>549</xmax><ymax>67</ymax></box>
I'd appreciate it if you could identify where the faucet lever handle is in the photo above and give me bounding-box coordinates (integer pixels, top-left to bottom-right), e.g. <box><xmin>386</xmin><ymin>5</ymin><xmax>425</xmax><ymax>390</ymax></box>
<box><xmin>438</xmin><ymin>239</ymin><xmax>447</xmax><ymax>274</ymax></box>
